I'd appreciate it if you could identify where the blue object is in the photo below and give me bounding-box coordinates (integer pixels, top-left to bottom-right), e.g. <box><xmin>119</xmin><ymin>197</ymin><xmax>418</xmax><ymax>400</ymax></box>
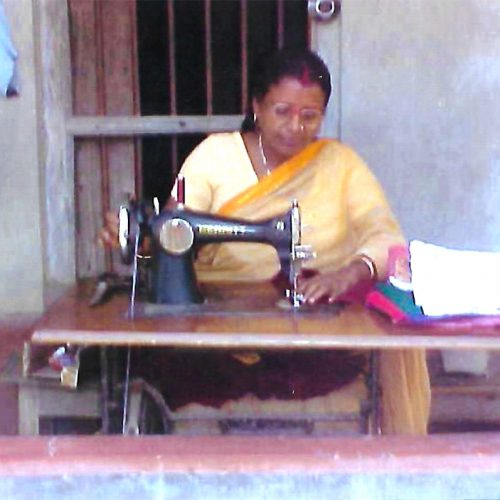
<box><xmin>0</xmin><ymin>2</ymin><xmax>18</xmax><ymax>96</ymax></box>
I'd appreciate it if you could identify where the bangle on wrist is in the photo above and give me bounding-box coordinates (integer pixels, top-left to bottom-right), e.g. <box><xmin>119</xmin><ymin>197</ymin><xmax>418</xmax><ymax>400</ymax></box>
<box><xmin>357</xmin><ymin>254</ymin><xmax>378</xmax><ymax>281</ymax></box>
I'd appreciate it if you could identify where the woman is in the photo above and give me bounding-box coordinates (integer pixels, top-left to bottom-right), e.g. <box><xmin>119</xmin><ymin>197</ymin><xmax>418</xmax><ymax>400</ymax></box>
<box><xmin>102</xmin><ymin>48</ymin><xmax>430</xmax><ymax>434</ymax></box>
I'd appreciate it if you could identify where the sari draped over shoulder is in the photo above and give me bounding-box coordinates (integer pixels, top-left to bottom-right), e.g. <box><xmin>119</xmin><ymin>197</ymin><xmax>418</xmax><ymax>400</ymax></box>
<box><xmin>188</xmin><ymin>137</ymin><xmax>431</xmax><ymax>435</ymax></box>
<box><xmin>194</xmin><ymin>139</ymin><xmax>406</xmax><ymax>282</ymax></box>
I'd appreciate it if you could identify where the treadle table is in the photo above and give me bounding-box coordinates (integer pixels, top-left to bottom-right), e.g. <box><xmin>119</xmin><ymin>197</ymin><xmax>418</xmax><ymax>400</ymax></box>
<box><xmin>29</xmin><ymin>281</ymin><xmax>500</xmax><ymax>350</ymax></box>
<box><xmin>21</xmin><ymin>281</ymin><xmax>500</xmax><ymax>435</ymax></box>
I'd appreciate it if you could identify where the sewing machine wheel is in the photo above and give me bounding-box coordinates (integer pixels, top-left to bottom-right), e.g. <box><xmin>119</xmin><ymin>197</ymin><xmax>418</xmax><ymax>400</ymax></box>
<box><xmin>118</xmin><ymin>205</ymin><xmax>137</xmax><ymax>265</ymax></box>
<box><xmin>122</xmin><ymin>378</ymin><xmax>173</xmax><ymax>435</ymax></box>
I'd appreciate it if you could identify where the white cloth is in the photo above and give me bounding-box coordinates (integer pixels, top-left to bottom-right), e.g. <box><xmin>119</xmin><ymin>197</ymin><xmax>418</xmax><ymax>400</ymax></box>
<box><xmin>410</xmin><ymin>239</ymin><xmax>500</xmax><ymax>316</ymax></box>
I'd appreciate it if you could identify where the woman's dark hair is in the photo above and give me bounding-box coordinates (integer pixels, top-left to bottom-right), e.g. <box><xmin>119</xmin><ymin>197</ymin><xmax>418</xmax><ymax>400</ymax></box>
<box><xmin>241</xmin><ymin>48</ymin><xmax>332</xmax><ymax>132</ymax></box>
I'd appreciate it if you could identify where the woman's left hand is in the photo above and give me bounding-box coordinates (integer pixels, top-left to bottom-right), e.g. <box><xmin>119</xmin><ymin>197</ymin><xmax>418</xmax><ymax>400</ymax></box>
<box><xmin>297</xmin><ymin>258</ymin><xmax>374</xmax><ymax>305</ymax></box>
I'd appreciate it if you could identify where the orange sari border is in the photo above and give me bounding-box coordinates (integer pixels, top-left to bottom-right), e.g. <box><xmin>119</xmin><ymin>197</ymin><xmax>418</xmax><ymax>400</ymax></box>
<box><xmin>217</xmin><ymin>139</ymin><xmax>330</xmax><ymax>216</ymax></box>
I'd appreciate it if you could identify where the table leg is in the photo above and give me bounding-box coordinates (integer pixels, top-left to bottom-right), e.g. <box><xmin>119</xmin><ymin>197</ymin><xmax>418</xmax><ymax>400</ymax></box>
<box><xmin>99</xmin><ymin>346</ymin><xmax>110</xmax><ymax>434</ymax></box>
<box><xmin>369</xmin><ymin>350</ymin><xmax>381</xmax><ymax>435</ymax></box>
<box><xmin>18</xmin><ymin>382</ymin><xmax>40</xmax><ymax>435</ymax></box>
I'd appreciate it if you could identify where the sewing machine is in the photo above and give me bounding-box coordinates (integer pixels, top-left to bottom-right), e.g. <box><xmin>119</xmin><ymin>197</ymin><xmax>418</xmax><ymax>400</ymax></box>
<box><xmin>117</xmin><ymin>181</ymin><xmax>314</xmax><ymax>310</ymax></box>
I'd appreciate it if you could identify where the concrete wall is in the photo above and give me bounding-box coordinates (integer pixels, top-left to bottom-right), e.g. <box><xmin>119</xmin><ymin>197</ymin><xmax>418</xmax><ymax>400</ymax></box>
<box><xmin>0</xmin><ymin>0</ymin><xmax>44</xmax><ymax>313</ymax></box>
<box><xmin>35</xmin><ymin>0</ymin><xmax>74</xmax><ymax>305</ymax></box>
<box><xmin>340</xmin><ymin>0</ymin><xmax>500</xmax><ymax>250</ymax></box>
<box><xmin>0</xmin><ymin>0</ymin><xmax>73</xmax><ymax>314</ymax></box>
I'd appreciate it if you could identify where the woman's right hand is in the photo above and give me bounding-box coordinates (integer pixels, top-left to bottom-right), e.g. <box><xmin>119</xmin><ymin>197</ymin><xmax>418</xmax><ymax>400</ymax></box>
<box><xmin>297</xmin><ymin>257</ymin><xmax>374</xmax><ymax>305</ymax></box>
<box><xmin>98</xmin><ymin>211</ymin><xmax>120</xmax><ymax>248</ymax></box>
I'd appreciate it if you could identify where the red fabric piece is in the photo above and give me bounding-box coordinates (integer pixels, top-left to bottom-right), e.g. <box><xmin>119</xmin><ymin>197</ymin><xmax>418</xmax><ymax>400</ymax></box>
<box><xmin>365</xmin><ymin>290</ymin><xmax>408</xmax><ymax>322</ymax></box>
<box><xmin>134</xmin><ymin>348</ymin><xmax>367</xmax><ymax>411</ymax></box>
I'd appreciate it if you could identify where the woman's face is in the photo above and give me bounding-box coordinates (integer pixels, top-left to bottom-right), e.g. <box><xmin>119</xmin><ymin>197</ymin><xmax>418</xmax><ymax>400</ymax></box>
<box><xmin>253</xmin><ymin>77</ymin><xmax>326</xmax><ymax>161</ymax></box>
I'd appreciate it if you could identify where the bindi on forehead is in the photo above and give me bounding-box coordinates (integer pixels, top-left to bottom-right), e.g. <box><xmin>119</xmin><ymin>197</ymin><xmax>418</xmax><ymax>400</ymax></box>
<box><xmin>261</xmin><ymin>76</ymin><xmax>326</xmax><ymax>108</ymax></box>
<box><xmin>272</xmin><ymin>76</ymin><xmax>323</xmax><ymax>95</ymax></box>
<box><xmin>298</xmin><ymin>66</ymin><xmax>314</xmax><ymax>86</ymax></box>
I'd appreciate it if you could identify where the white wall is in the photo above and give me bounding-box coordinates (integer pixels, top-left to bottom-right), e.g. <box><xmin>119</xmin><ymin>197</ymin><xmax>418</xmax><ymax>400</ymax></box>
<box><xmin>0</xmin><ymin>0</ymin><xmax>73</xmax><ymax>315</ymax></box>
<box><xmin>0</xmin><ymin>0</ymin><xmax>45</xmax><ymax>313</ymax></box>
<box><xmin>340</xmin><ymin>0</ymin><xmax>500</xmax><ymax>251</ymax></box>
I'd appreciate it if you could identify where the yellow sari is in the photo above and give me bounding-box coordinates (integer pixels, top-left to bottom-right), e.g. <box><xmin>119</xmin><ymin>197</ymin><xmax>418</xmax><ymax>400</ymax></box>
<box><xmin>194</xmin><ymin>138</ymin><xmax>406</xmax><ymax>282</ymax></box>
<box><xmin>179</xmin><ymin>135</ymin><xmax>431</xmax><ymax>435</ymax></box>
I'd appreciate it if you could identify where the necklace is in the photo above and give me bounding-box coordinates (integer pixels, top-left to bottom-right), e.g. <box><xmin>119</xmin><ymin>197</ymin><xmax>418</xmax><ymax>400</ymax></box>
<box><xmin>258</xmin><ymin>133</ymin><xmax>271</xmax><ymax>176</ymax></box>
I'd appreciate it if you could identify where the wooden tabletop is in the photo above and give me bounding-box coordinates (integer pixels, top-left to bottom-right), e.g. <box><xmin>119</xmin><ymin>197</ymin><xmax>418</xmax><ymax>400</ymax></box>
<box><xmin>29</xmin><ymin>282</ymin><xmax>500</xmax><ymax>350</ymax></box>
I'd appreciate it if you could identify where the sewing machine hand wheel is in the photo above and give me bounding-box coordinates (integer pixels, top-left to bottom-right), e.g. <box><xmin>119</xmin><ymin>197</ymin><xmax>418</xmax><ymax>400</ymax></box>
<box><xmin>118</xmin><ymin>205</ymin><xmax>136</xmax><ymax>265</ymax></box>
<box><xmin>118</xmin><ymin>199</ymin><xmax>158</xmax><ymax>265</ymax></box>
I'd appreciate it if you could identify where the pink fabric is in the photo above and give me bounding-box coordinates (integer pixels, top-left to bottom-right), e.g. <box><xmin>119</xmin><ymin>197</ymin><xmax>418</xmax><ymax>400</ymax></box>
<box><xmin>365</xmin><ymin>290</ymin><xmax>408</xmax><ymax>322</ymax></box>
<box><xmin>397</xmin><ymin>313</ymin><xmax>500</xmax><ymax>333</ymax></box>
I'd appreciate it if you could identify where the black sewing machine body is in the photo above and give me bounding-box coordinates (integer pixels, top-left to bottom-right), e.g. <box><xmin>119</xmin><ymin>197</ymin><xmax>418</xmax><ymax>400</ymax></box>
<box><xmin>119</xmin><ymin>200</ymin><xmax>311</xmax><ymax>308</ymax></box>
<box><xmin>150</xmin><ymin>206</ymin><xmax>294</xmax><ymax>304</ymax></box>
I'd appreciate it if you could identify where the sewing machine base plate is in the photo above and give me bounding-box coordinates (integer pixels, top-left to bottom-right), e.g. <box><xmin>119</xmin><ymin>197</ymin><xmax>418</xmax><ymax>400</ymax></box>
<box><xmin>135</xmin><ymin>299</ymin><xmax>342</xmax><ymax>318</ymax></box>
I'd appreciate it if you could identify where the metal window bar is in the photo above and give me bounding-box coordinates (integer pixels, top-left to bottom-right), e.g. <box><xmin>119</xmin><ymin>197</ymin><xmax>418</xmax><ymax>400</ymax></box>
<box><xmin>205</xmin><ymin>0</ymin><xmax>213</xmax><ymax>116</ymax></box>
<box><xmin>129</xmin><ymin>2</ymin><xmax>142</xmax><ymax>199</ymax></box>
<box><xmin>167</xmin><ymin>0</ymin><xmax>178</xmax><ymax>181</ymax></box>
<box><xmin>277</xmin><ymin>0</ymin><xmax>285</xmax><ymax>49</ymax></box>
<box><xmin>94</xmin><ymin>0</ymin><xmax>111</xmax><ymax>271</ymax></box>
<box><xmin>240</xmin><ymin>0</ymin><xmax>248</xmax><ymax>114</ymax></box>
